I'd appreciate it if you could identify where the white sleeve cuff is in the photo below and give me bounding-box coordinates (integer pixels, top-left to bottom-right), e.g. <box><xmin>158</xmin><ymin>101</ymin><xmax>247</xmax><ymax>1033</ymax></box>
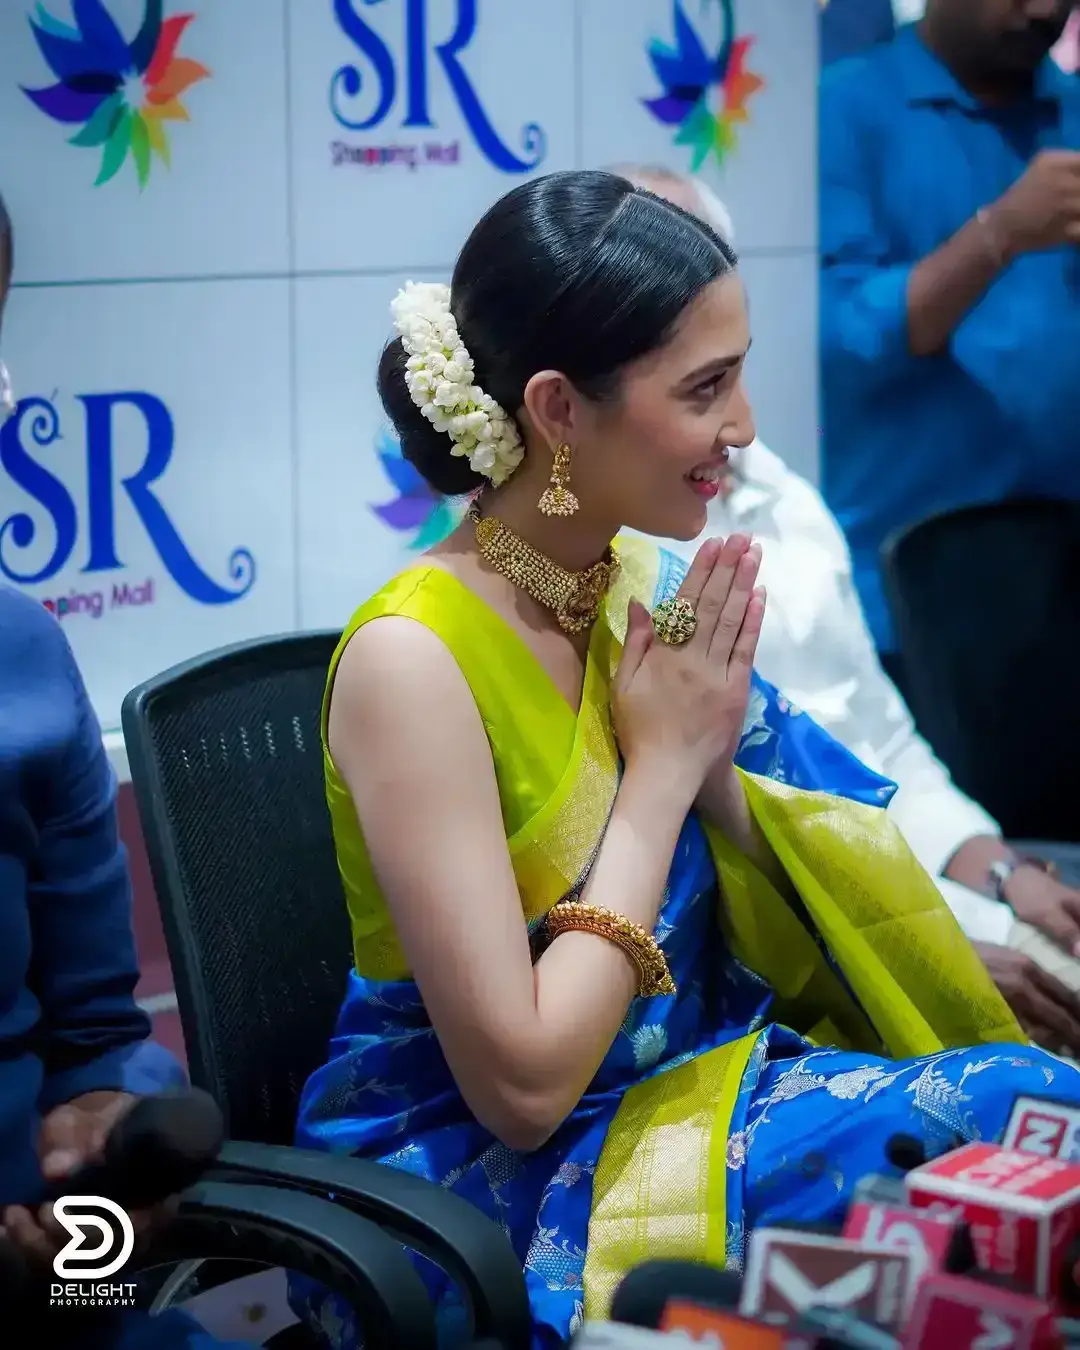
<box><xmin>934</xmin><ymin>876</ymin><xmax>1014</xmax><ymax>946</ymax></box>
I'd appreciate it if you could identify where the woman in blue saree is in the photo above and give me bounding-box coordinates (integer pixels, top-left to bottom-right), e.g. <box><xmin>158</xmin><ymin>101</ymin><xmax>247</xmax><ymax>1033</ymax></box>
<box><xmin>293</xmin><ymin>171</ymin><xmax>1079</xmax><ymax>1348</ymax></box>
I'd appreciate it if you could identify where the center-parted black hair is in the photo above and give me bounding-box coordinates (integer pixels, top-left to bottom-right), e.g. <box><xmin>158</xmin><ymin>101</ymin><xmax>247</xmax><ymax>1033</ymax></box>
<box><xmin>378</xmin><ymin>169</ymin><xmax>738</xmax><ymax>497</ymax></box>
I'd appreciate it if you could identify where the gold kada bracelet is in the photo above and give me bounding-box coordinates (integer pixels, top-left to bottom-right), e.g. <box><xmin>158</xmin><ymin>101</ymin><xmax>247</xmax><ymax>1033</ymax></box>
<box><xmin>546</xmin><ymin>902</ymin><xmax>676</xmax><ymax>997</ymax></box>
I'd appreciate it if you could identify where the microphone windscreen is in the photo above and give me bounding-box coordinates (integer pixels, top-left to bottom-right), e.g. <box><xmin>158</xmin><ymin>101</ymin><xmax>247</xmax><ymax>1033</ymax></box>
<box><xmin>104</xmin><ymin>1087</ymin><xmax>223</xmax><ymax>1168</ymax></box>
<box><xmin>49</xmin><ymin>1088</ymin><xmax>225</xmax><ymax>1210</ymax></box>
<box><xmin>884</xmin><ymin>1134</ymin><xmax>927</xmax><ymax>1173</ymax></box>
<box><xmin>610</xmin><ymin>1259</ymin><xmax>741</xmax><ymax>1329</ymax></box>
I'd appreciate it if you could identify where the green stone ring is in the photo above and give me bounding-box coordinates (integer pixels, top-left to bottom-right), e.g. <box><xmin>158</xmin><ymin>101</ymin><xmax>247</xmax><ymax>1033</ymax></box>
<box><xmin>652</xmin><ymin>596</ymin><xmax>698</xmax><ymax>647</ymax></box>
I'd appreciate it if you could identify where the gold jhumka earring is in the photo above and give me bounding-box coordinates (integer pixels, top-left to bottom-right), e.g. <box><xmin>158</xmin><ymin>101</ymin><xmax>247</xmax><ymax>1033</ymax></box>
<box><xmin>537</xmin><ymin>442</ymin><xmax>579</xmax><ymax>517</ymax></box>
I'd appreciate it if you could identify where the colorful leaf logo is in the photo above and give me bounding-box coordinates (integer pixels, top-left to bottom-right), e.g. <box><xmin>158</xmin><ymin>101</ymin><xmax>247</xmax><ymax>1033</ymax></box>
<box><xmin>22</xmin><ymin>1</ymin><xmax>210</xmax><ymax>189</ymax></box>
<box><xmin>370</xmin><ymin>429</ymin><xmax>467</xmax><ymax>552</ymax></box>
<box><xmin>644</xmin><ymin>0</ymin><xmax>764</xmax><ymax>172</ymax></box>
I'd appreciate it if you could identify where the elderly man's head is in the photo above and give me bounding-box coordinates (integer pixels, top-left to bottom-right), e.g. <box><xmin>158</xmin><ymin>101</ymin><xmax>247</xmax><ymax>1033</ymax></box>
<box><xmin>611</xmin><ymin>164</ymin><xmax>736</xmax><ymax>247</ymax></box>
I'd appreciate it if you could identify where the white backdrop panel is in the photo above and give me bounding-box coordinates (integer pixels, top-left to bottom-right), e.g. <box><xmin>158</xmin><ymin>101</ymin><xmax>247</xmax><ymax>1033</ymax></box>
<box><xmin>293</xmin><ymin>272</ymin><xmax>443</xmax><ymax>630</ymax></box>
<box><xmin>579</xmin><ymin>0</ymin><xmax>818</xmax><ymax>253</ymax></box>
<box><xmin>0</xmin><ymin>278</ymin><xmax>296</xmax><ymax>730</ymax></box>
<box><xmin>0</xmin><ymin>0</ymin><xmax>290</xmax><ymax>283</ymax></box>
<box><xmin>289</xmin><ymin>0</ymin><xmax>578</xmax><ymax>272</ymax></box>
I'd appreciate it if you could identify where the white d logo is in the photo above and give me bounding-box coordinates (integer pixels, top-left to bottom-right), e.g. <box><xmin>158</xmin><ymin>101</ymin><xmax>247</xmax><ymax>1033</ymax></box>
<box><xmin>52</xmin><ymin>1197</ymin><xmax>135</xmax><ymax>1279</ymax></box>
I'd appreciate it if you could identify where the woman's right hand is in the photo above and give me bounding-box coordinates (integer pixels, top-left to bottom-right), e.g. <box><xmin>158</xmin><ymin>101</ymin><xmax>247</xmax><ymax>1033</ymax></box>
<box><xmin>611</xmin><ymin>535</ymin><xmax>764</xmax><ymax>795</ymax></box>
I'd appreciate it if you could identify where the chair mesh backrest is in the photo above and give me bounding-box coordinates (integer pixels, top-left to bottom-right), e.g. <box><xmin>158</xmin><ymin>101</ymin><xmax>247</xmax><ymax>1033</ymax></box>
<box><xmin>883</xmin><ymin>499</ymin><xmax>1080</xmax><ymax>842</ymax></box>
<box><xmin>122</xmin><ymin>632</ymin><xmax>351</xmax><ymax>1144</ymax></box>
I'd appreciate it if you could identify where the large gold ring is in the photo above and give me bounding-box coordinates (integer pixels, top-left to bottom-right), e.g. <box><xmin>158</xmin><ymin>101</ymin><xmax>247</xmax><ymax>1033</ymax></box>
<box><xmin>652</xmin><ymin>596</ymin><xmax>698</xmax><ymax>646</ymax></box>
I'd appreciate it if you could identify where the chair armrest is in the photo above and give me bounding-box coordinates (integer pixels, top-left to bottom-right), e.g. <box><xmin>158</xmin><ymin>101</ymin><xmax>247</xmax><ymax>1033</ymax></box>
<box><xmin>146</xmin><ymin>1180</ymin><xmax>438</xmax><ymax>1349</ymax></box>
<box><xmin>211</xmin><ymin>1141</ymin><xmax>531</xmax><ymax>1350</ymax></box>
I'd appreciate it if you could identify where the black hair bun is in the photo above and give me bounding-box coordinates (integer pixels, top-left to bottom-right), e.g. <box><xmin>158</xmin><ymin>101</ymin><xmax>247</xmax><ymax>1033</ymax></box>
<box><xmin>377</xmin><ymin>338</ymin><xmax>486</xmax><ymax>497</ymax></box>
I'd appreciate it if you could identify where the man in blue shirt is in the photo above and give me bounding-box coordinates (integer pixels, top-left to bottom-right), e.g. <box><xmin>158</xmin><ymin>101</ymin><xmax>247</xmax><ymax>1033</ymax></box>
<box><xmin>820</xmin><ymin>0</ymin><xmax>1080</xmax><ymax>678</ymax></box>
<box><xmin>0</xmin><ymin>199</ymin><xmax>243</xmax><ymax>1349</ymax></box>
<box><xmin>820</xmin><ymin>0</ymin><xmax>897</xmax><ymax>68</ymax></box>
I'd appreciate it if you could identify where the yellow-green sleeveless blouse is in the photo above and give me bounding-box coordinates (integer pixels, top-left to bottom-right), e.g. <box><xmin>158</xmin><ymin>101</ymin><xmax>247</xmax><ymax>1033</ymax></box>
<box><xmin>323</xmin><ymin>560</ymin><xmax>621</xmax><ymax>980</ymax></box>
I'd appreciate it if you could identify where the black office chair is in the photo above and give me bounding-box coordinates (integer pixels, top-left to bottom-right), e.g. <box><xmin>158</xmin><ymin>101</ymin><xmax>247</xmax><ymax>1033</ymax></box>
<box><xmin>122</xmin><ymin>632</ymin><xmax>530</xmax><ymax>1349</ymax></box>
<box><xmin>2</xmin><ymin>1180</ymin><xmax>431</xmax><ymax>1343</ymax></box>
<box><xmin>882</xmin><ymin>498</ymin><xmax>1080</xmax><ymax>843</ymax></box>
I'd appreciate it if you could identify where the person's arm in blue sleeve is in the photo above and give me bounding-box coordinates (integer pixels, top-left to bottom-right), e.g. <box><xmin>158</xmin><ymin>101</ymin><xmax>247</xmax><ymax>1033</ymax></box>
<box><xmin>819</xmin><ymin>68</ymin><xmax>1009</xmax><ymax>390</ymax></box>
<box><xmin>31</xmin><ymin>629</ymin><xmax>184</xmax><ymax>1113</ymax></box>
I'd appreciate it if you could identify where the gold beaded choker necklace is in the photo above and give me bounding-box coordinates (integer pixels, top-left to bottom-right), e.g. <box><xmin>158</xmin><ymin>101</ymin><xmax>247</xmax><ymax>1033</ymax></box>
<box><xmin>468</xmin><ymin>502</ymin><xmax>619</xmax><ymax>635</ymax></box>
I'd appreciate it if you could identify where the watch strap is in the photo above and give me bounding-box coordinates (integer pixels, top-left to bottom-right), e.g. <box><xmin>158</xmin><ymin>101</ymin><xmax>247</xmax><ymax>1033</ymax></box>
<box><xmin>988</xmin><ymin>854</ymin><xmax>1058</xmax><ymax>906</ymax></box>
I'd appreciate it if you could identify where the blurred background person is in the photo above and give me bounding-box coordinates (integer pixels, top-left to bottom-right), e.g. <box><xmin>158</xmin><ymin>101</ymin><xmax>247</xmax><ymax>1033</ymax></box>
<box><xmin>822</xmin><ymin>1</ymin><xmax>1080</xmax><ymax>70</ymax></box>
<box><xmin>624</xmin><ymin>165</ymin><xmax>1080</xmax><ymax>1054</ymax></box>
<box><xmin>819</xmin><ymin>0</ymin><xmax>1080</xmax><ymax>698</ymax></box>
<box><xmin>1053</xmin><ymin>5</ymin><xmax>1080</xmax><ymax>66</ymax></box>
<box><xmin>820</xmin><ymin>0</ymin><xmax>896</xmax><ymax>66</ymax></box>
<box><xmin>1058</xmin><ymin>6</ymin><xmax>1080</xmax><ymax>67</ymax></box>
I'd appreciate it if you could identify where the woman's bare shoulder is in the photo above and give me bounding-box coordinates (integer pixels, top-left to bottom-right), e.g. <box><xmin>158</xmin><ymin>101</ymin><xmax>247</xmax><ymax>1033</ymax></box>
<box><xmin>328</xmin><ymin>614</ymin><xmax>484</xmax><ymax>779</ymax></box>
<box><xmin>334</xmin><ymin>613</ymin><xmax>470</xmax><ymax>710</ymax></box>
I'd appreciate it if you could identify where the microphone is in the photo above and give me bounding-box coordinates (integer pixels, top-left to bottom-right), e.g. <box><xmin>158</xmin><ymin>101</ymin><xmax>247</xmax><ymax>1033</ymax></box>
<box><xmin>797</xmin><ymin>1305</ymin><xmax>902</xmax><ymax>1349</ymax></box>
<box><xmin>885</xmin><ymin>1136</ymin><xmax>931</xmax><ymax>1173</ymax></box>
<box><xmin>1002</xmin><ymin>1094</ymin><xmax>1080</xmax><ymax>1163</ymax></box>
<box><xmin>853</xmin><ymin>1135</ymin><xmax>960</xmax><ymax>1207</ymax></box>
<box><xmin>843</xmin><ymin>1192</ymin><xmax>975</xmax><ymax>1301</ymax></box>
<box><xmin>608</xmin><ymin>1260</ymin><xmax>787</xmax><ymax>1347</ymax></box>
<box><xmin>901</xmin><ymin>1272</ymin><xmax>1061</xmax><ymax>1350</ymax></box>
<box><xmin>740</xmin><ymin>1228</ymin><xmax>912</xmax><ymax>1329</ymax></box>
<box><xmin>905</xmin><ymin>1141</ymin><xmax>1080</xmax><ymax>1308</ymax></box>
<box><xmin>43</xmin><ymin>1087</ymin><xmax>224</xmax><ymax>1211</ymax></box>
<box><xmin>905</xmin><ymin>1139</ymin><xmax>1080</xmax><ymax>1309</ymax></box>
<box><xmin>569</xmin><ymin>1325</ymin><xmax>675</xmax><ymax>1348</ymax></box>
<box><xmin>661</xmin><ymin>1299</ymin><xmax>786</xmax><ymax>1346</ymax></box>
<box><xmin>609</xmin><ymin>1258</ymin><xmax>742</xmax><ymax>1328</ymax></box>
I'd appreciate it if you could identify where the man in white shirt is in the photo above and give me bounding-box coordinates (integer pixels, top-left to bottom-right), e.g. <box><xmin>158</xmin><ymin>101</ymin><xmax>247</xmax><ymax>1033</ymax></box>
<box><xmin>621</xmin><ymin>165</ymin><xmax>1080</xmax><ymax>1053</ymax></box>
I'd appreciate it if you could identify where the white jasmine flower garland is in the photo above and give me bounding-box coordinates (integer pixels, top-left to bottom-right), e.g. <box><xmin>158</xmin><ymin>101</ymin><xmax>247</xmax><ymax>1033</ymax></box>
<box><xmin>390</xmin><ymin>281</ymin><xmax>525</xmax><ymax>486</ymax></box>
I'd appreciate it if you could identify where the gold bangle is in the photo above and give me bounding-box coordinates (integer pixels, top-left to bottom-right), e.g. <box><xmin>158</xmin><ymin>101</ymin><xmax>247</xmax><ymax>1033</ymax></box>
<box><xmin>545</xmin><ymin>902</ymin><xmax>676</xmax><ymax>997</ymax></box>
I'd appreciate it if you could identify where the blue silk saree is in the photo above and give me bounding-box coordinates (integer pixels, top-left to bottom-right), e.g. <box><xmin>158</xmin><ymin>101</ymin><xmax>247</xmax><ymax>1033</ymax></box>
<box><xmin>293</xmin><ymin>538</ymin><xmax>1077</xmax><ymax>1348</ymax></box>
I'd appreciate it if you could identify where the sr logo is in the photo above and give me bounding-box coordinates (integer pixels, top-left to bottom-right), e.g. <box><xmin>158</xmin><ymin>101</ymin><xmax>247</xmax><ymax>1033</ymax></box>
<box><xmin>52</xmin><ymin>1196</ymin><xmax>135</xmax><ymax>1280</ymax></box>
<box><xmin>331</xmin><ymin>0</ymin><xmax>546</xmax><ymax>173</ymax></box>
<box><xmin>0</xmin><ymin>392</ymin><xmax>256</xmax><ymax>606</ymax></box>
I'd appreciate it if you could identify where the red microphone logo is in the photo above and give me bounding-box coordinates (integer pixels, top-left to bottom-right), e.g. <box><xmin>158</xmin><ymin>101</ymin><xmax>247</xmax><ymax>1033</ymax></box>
<box><xmin>905</xmin><ymin>1142</ymin><xmax>1080</xmax><ymax>1304</ymax></box>
<box><xmin>1003</xmin><ymin>1095</ymin><xmax>1080</xmax><ymax>1162</ymax></box>
<box><xmin>903</xmin><ymin>1272</ymin><xmax>1060</xmax><ymax>1350</ymax></box>
<box><xmin>741</xmin><ymin>1229</ymin><xmax>910</xmax><ymax>1327</ymax></box>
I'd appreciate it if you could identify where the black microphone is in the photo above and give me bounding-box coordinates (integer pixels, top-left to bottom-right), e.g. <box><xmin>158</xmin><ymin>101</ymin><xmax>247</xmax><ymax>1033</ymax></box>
<box><xmin>884</xmin><ymin>1133</ymin><xmax>928</xmax><ymax>1173</ymax></box>
<box><xmin>609</xmin><ymin>1258</ymin><xmax>742</xmax><ymax>1328</ymax></box>
<box><xmin>43</xmin><ymin>1087</ymin><xmax>224</xmax><ymax>1210</ymax></box>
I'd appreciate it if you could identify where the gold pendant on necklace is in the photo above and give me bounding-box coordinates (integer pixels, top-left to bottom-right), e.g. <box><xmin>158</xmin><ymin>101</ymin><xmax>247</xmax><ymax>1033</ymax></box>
<box><xmin>471</xmin><ymin>506</ymin><xmax>618</xmax><ymax>633</ymax></box>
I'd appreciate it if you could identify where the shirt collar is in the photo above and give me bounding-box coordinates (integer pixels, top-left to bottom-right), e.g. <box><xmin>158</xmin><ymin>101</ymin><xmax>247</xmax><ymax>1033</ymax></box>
<box><xmin>893</xmin><ymin>21</ymin><xmax>1066</xmax><ymax>111</ymax></box>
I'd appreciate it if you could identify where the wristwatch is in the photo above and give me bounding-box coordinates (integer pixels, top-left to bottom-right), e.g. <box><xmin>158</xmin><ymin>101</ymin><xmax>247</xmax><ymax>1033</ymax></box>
<box><xmin>988</xmin><ymin>854</ymin><xmax>1058</xmax><ymax>907</ymax></box>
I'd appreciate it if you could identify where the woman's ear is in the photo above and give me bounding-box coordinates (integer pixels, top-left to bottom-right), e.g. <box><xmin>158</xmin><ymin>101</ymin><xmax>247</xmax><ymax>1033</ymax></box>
<box><xmin>522</xmin><ymin>370</ymin><xmax>575</xmax><ymax>451</ymax></box>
